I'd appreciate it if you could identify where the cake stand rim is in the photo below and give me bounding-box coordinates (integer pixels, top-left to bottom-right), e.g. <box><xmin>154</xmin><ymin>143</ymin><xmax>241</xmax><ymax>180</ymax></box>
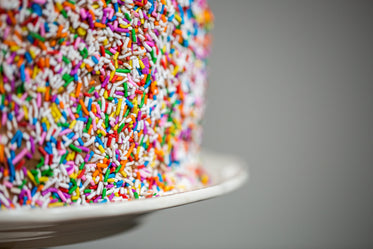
<box><xmin>0</xmin><ymin>151</ymin><xmax>248</xmax><ymax>223</ymax></box>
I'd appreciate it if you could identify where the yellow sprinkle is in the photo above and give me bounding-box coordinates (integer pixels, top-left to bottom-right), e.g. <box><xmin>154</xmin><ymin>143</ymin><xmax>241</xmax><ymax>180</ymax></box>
<box><xmin>98</xmin><ymin>145</ymin><xmax>105</xmax><ymax>154</ymax></box>
<box><xmin>80</xmin><ymin>62</ymin><xmax>86</xmax><ymax>69</ymax></box>
<box><xmin>39</xmin><ymin>176</ymin><xmax>49</xmax><ymax>182</ymax></box>
<box><xmin>114</xmin><ymin>52</ymin><xmax>119</xmax><ymax>60</ymax></box>
<box><xmin>70</xmin><ymin>173</ymin><xmax>77</xmax><ymax>179</ymax></box>
<box><xmin>107</xmin><ymin>178</ymin><xmax>115</xmax><ymax>183</ymax></box>
<box><xmin>32</xmin><ymin>66</ymin><xmax>38</xmax><ymax>79</ymax></box>
<box><xmin>29</xmin><ymin>49</ymin><xmax>36</xmax><ymax>59</ymax></box>
<box><xmin>10</xmin><ymin>46</ymin><xmax>19</xmax><ymax>52</ymax></box>
<box><xmin>175</xmin><ymin>14</ymin><xmax>182</xmax><ymax>23</ymax></box>
<box><xmin>69</xmin><ymin>119</ymin><xmax>77</xmax><ymax>129</ymax></box>
<box><xmin>109</xmin><ymin>70</ymin><xmax>115</xmax><ymax>80</ymax></box>
<box><xmin>120</xmin><ymin>170</ymin><xmax>127</xmax><ymax>178</ymax></box>
<box><xmin>113</xmin><ymin>124</ymin><xmax>118</xmax><ymax>131</ymax></box>
<box><xmin>36</xmin><ymin>87</ymin><xmax>46</xmax><ymax>93</ymax></box>
<box><xmin>139</xmin><ymin>60</ymin><xmax>145</xmax><ymax>69</ymax></box>
<box><xmin>27</xmin><ymin>170</ymin><xmax>37</xmax><ymax>185</ymax></box>
<box><xmin>48</xmin><ymin>202</ymin><xmax>65</xmax><ymax>208</ymax></box>
<box><xmin>114</xmin><ymin>192</ymin><xmax>119</xmax><ymax>197</ymax></box>
<box><xmin>55</xmin><ymin>2</ymin><xmax>63</xmax><ymax>10</ymax></box>
<box><xmin>104</xmin><ymin>90</ymin><xmax>108</xmax><ymax>99</ymax></box>
<box><xmin>66</xmin><ymin>152</ymin><xmax>76</xmax><ymax>161</ymax></box>
<box><xmin>172</xmin><ymin>65</ymin><xmax>179</xmax><ymax>76</ymax></box>
<box><xmin>23</xmin><ymin>106</ymin><xmax>29</xmax><ymax>120</ymax></box>
<box><xmin>71</xmin><ymin>196</ymin><xmax>79</xmax><ymax>201</ymax></box>
<box><xmin>116</xmin><ymin>99</ymin><xmax>122</xmax><ymax>116</ymax></box>
<box><xmin>103</xmin><ymin>39</ymin><xmax>108</xmax><ymax>46</ymax></box>
<box><xmin>77</xmin><ymin>27</ymin><xmax>87</xmax><ymax>36</ymax></box>
<box><xmin>119</xmin><ymin>23</ymin><xmax>131</xmax><ymax>29</ymax></box>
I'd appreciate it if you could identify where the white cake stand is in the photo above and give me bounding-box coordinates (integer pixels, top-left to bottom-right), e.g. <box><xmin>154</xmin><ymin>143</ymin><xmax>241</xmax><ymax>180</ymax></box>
<box><xmin>0</xmin><ymin>151</ymin><xmax>248</xmax><ymax>249</ymax></box>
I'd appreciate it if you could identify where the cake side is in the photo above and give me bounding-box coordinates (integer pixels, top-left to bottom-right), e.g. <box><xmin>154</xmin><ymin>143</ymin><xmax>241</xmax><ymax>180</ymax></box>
<box><xmin>0</xmin><ymin>0</ymin><xmax>213</xmax><ymax>209</ymax></box>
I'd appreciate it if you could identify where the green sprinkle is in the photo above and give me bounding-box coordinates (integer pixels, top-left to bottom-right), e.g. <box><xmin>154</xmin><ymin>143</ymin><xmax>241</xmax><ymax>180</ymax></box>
<box><xmin>76</xmin><ymin>104</ymin><xmax>82</xmax><ymax>113</ymax></box>
<box><xmin>116</xmin><ymin>68</ymin><xmax>131</xmax><ymax>74</ymax></box>
<box><xmin>104</xmin><ymin>168</ymin><xmax>110</xmax><ymax>182</ymax></box>
<box><xmin>61</xmin><ymin>9</ymin><xmax>68</xmax><ymax>18</ymax></box>
<box><xmin>84</xmin><ymin>189</ymin><xmax>92</xmax><ymax>194</ymax></box>
<box><xmin>68</xmin><ymin>185</ymin><xmax>77</xmax><ymax>194</ymax></box>
<box><xmin>62</xmin><ymin>56</ymin><xmax>70</xmax><ymax>64</ymax></box>
<box><xmin>124</xmin><ymin>82</ymin><xmax>128</xmax><ymax>97</ymax></box>
<box><xmin>124</xmin><ymin>108</ymin><xmax>130</xmax><ymax>117</ymax></box>
<box><xmin>131</xmin><ymin>29</ymin><xmax>136</xmax><ymax>42</ymax></box>
<box><xmin>29</xmin><ymin>32</ymin><xmax>45</xmax><ymax>42</ymax></box>
<box><xmin>79</xmin><ymin>162</ymin><xmax>86</xmax><ymax>170</ymax></box>
<box><xmin>125</xmin><ymin>12</ymin><xmax>132</xmax><ymax>21</ymax></box>
<box><xmin>88</xmin><ymin>86</ymin><xmax>95</xmax><ymax>93</ymax></box>
<box><xmin>118</xmin><ymin>123</ymin><xmax>125</xmax><ymax>133</ymax></box>
<box><xmin>134</xmin><ymin>192</ymin><xmax>139</xmax><ymax>199</ymax></box>
<box><xmin>102</xmin><ymin>188</ymin><xmax>107</xmax><ymax>198</ymax></box>
<box><xmin>107</xmin><ymin>96</ymin><xmax>114</xmax><ymax>101</ymax></box>
<box><xmin>105</xmin><ymin>49</ymin><xmax>113</xmax><ymax>56</ymax></box>
<box><xmin>62</xmin><ymin>74</ymin><xmax>74</xmax><ymax>87</ymax></box>
<box><xmin>37</xmin><ymin>157</ymin><xmax>45</xmax><ymax>168</ymax></box>
<box><xmin>19</xmin><ymin>179</ymin><xmax>27</xmax><ymax>189</ymax></box>
<box><xmin>69</xmin><ymin>144</ymin><xmax>82</xmax><ymax>153</ymax></box>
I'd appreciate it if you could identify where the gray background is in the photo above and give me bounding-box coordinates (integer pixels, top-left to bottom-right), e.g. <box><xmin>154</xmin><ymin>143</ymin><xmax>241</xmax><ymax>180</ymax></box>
<box><xmin>57</xmin><ymin>1</ymin><xmax>373</xmax><ymax>248</ymax></box>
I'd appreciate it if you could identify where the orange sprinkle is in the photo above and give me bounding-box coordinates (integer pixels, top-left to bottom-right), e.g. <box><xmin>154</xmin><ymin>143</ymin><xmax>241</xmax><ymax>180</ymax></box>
<box><xmin>85</xmin><ymin>64</ymin><xmax>93</xmax><ymax>72</ymax></box>
<box><xmin>88</xmin><ymin>124</ymin><xmax>93</xmax><ymax>134</ymax></box>
<box><xmin>63</xmin><ymin>1</ymin><xmax>75</xmax><ymax>10</ymax></box>
<box><xmin>17</xmin><ymin>57</ymin><xmax>24</xmax><ymax>68</ymax></box>
<box><xmin>46</xmin><ymin>57</ymin><xmax>50</xmax><ymax>68</ymax></box>
<box><xmin>45</xmin><ymin>87</ymin><xmax>50</xmax><ymax>101</ymax></box>
<box><xmin>75</xmin><ymin>82</ymin><xmax>82</xmax><ymax>97</ymax></box>
<box><xmin>125</xmin><ymin>143</ymin><xmax>136</xmax><ymax>157</ymax></box>
<box><xmin>94</xmin><ymin>22</ymin><xmax>106</xmax><ymax>28</ymax></box>
<box><xmin>57</xmin><ymin>25</ymin><xmax>63</xmax><ymax>38</ymax></box>
<box><xmin>79</xmin><ymin>99</ymin><xmax>89</xmax><ymax>115</ymax></box>
<box><xmin>38</xmin><ymin>40</ymin><xmax>47</xmax><ymax>50</ymax></box>
<box><xmin>50</xmin><ymin>40</ymin><xmax>56</xmax><ymax>47</ymax></box>
<box><xmin>59</xmin><ymin>101</ymin><xmax>64</xmax><ymax>109</ymax></box>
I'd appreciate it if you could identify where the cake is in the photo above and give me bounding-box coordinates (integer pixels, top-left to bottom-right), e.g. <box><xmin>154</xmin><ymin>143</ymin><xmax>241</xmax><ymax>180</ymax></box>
<box><xmin>0</xmin><ymin>0</ymin><xmax>213</xmax><ymax>209</ymax></box>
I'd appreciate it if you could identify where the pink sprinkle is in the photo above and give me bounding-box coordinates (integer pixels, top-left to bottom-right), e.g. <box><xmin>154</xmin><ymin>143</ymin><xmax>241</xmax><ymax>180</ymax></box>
<box><xmin>59</xmin><ymin>128</ymin><xmax>71</xmax><ymax>136</ymax></box>
<box><xmin>39</xmin><ymin>132</ymin><xmax>46</xmax><ymax>145</ymax></box>
<box><xmin>12</xmin><ymin>148</ymin><xmax>28</xmax><ymax>165</ymax></box>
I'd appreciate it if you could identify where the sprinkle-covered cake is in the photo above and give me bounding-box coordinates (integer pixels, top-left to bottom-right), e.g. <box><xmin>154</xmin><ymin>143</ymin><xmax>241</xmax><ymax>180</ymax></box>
<box><xmin>0</xmin><ymin>0</ymin><xmax>212</xmax><ymax>209</ymax></box>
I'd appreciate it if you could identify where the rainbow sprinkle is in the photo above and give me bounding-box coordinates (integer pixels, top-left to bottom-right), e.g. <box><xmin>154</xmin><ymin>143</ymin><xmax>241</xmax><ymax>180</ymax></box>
<box><xmin>0</xmin><ymin>0</ymin><xmax>212</xmax><ymax>209</ymax></box>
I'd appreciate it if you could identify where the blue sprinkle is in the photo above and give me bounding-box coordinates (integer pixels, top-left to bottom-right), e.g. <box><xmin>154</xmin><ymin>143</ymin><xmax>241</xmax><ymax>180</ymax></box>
<box><xmin>77</xmin><ymin>117</ymin><xmax>87</xmax><ymax>122</ymax></box>
<box><xmin>125</xmin><ymin>99</ymin><xmax>134</xmax><ymax>108</ymax></box>
<box><xmin>7</xmin><ymin>112</ymin><xmax>13</xmax><ymax>121</ymax></box>
<box><xmin>25</xmin><ymin>52</ymin><xmax>32</xmax><ymax>63</ymax></box>
<box><xmin>114</xmin><ymin>2</ymin><xmax>118</xmax><ymax>12</ymax></box>
<box><xmin>88</xmin><ymin>151</ymin><xmax>94</xmax><ymax>161</ymax></box>
<box><xmin>87</xmin><ymin>99</ymin><xmax>92</xmax><ymax>112</ymax></box>
<box><xmin>66</xmin><ymin>132</ymin><xmax>75</xmax><ymax>139</ymax></box>
<box><xmin>31</xmin><ymin>187</ymin><xmax>37</xmax><ymax>196</ymax></box>
<box><xmin>20</xmin><ymin>64</ymin><xmax>25</xmax><ymax>83</ymax></box>
<box><xmin>91</xmin><ymin>56</ymin><xmax>99</xmax><ymax>64</ymax></box>
<box><xmin>31</xmin><ymin>3</ymin><xmax>42</xmax><ymax>16</ymax></box>
<box><xmin>108</xmin><ymin>173</ymin><xmax>115</xmax><ymax>178</ymax></box>
<box><xmin>41</xmin><ymin>122</ymin><xmax>47</xmax><ymax>132</ymax></box>
<box><xmin>77</xmin><ymin>137</ymin><xmax>84</xmax><ymax>146</ymax></box>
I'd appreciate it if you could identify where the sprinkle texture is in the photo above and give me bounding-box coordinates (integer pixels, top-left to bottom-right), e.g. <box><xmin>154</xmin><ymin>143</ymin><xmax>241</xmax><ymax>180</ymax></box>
<box><xmin>0</xmin><ymin>0</ymin><xmax>212</xmax><ymax>209</ymax></box>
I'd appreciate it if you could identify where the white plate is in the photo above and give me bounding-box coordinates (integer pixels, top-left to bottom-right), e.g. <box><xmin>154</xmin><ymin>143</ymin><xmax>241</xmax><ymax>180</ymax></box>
<box><xmin>0</xmin><ymin>151</ymin><xmax>248</xmax><ymax>249</ymax></box>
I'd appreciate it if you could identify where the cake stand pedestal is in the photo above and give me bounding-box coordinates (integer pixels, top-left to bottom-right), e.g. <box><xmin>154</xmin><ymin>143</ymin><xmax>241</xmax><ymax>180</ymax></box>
<box><xmin>0</xmin><ymin>151</ymin><xmax>248</xmax><ymax>249</ymax></box>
